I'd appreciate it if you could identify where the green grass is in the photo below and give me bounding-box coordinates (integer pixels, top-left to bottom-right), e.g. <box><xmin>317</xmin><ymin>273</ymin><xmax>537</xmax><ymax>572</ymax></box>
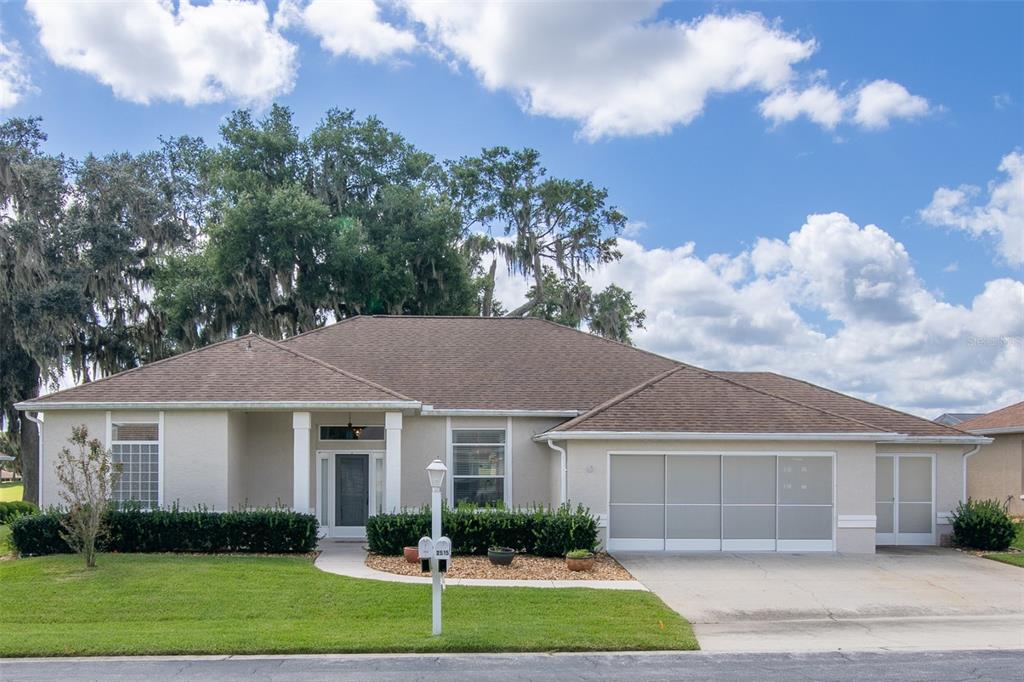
<box><xmin>0</xmin><ymin>525</ymin><xmax>10</xmax><ymax>555</ymax></box>
<box><xmin>0</xmin><ymin>482</ymin><xmax>22</xmax><ymax>502</ymax></box>
<box><xmin>981</xmin><ymin>522</ymin><xmax>1024</xmax><ymax>568</ymax></box>
<box><xmin>0</xmin><ymin>553</ymin><xmax>696</xmax><ymax>657</ymax></box>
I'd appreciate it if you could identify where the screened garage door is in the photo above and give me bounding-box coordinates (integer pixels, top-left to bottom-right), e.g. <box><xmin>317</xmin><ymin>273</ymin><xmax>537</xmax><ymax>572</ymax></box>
<box><xmin>608</xmin><ymin>454</ymin><xmax>834</xmax><ymax>552</ymax></box>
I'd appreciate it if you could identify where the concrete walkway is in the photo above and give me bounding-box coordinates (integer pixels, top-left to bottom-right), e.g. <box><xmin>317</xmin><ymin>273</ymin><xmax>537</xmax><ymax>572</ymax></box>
<box><xmin>314</xmin><ymin>540</ymin><xmax>647</xmax><ymax>590</ymax></box>
<box><xmin>617</xmin><ymin>547</ymin><xmax>1024</xmax><ymax>652</ymax></box>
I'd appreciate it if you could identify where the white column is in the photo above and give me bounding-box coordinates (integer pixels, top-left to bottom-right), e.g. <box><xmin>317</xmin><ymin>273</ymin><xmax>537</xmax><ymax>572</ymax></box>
<box><xmin>292</xmin><ymin>412</ymin><xmax>311</xmax><ymax>514</ymax></box>
<box><xmin>385</xmin><ymin>411</ymin><xmax>403</xmax><ymax>512</ymax></box>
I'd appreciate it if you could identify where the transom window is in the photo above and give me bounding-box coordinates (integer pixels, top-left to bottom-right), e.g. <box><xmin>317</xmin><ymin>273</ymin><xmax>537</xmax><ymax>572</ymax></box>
<box><xmin>110</xmin><ymin>421</ymin><xmax>159</xmax><ymax>510</ymax></box>
<box><xmin>320</xmin><ymin>425</ymin><xmax>385</xmax><ymax>441</ymax></box>
<box><xmin>452</xmin><ymin>429</ymin><xmax>506</xmax><ymax>506</ymax></box>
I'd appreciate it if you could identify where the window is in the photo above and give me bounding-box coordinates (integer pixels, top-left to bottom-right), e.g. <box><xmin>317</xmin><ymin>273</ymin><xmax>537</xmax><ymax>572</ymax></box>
<box><xmin>110</xmin><ymin>421</ymin><xmax>160</xmax><ymax>510</ymax></box>
<box><xmin>319</xmin><ymin>425</ymin><xmax>385</xmax><ymax>441</ymax></box>
<box><xmin>452</xmin><ymin>429</ymin><xmax>506</xmax><ymax>506</ymax></box>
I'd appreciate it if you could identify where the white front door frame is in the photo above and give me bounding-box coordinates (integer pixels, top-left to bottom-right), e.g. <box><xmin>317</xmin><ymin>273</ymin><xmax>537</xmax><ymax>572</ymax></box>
<box><xmin>875</xmin><ymin>453</ymin><xmax>936</xmax><ymax>546</ymax></box>
<box><xmin>315</xmin><ymin>449</ymin><xmax>385</xmax><ymax>538</ymax></box>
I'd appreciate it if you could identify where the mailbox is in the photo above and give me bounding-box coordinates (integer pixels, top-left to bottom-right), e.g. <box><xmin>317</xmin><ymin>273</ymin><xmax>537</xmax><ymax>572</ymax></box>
<box><xmin>435</xmin><ymin>537</ymin><xmax>451</xmax><ymax>573</ymax></box>
<box><xmin>419</xmin><ymin>536</ymin><xmax>434</xmax><ymax>573</ymax></box>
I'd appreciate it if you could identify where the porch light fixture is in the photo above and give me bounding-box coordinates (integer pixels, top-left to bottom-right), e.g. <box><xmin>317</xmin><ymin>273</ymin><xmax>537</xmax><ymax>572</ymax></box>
<box><xmin>426</xmin><ymin>459</ymin><xmax>447</xmax><ymax>490</ymax></box>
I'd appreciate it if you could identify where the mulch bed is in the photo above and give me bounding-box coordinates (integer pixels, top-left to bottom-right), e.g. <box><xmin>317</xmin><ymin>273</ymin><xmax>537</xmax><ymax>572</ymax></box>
<box><xmin>366</xmin><ymin>552</ymin><xmax>633</xmax><ymax>581</ymax></box>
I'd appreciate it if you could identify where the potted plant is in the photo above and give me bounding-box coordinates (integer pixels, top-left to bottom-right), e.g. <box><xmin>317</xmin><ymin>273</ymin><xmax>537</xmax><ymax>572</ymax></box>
<box><xmin>565</xmin><ymin>549</ymin><xmax>596</xmax><ymax>572</ymax></box>
<box><xmin>487</xmin><ymin>546</ymin><xmax>516</xmax><ymax>566</ymax></box>
<box><xmin>403</xmin><ymin>546</ymin><xmax>419</xmax><ymax>563</ymax></box>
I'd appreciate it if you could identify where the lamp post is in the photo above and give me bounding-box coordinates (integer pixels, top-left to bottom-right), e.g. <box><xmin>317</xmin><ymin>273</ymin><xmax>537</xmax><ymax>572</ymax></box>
<box><xmin>425</xmin><ymin>459</ymin><xmax>447</xmax><ymax>636</ymax></box>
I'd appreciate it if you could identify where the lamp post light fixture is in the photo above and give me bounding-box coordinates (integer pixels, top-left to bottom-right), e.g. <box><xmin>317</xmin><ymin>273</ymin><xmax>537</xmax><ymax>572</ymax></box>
<box><xmin>425</xmin><ymin>459</ymin><xmax>448</xmax><ymax>636</ymax></box>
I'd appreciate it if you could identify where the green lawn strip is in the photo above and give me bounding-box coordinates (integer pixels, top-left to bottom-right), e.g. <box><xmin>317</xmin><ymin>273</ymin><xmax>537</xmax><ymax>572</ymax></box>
<box><xmin>0</xmin><ymin>554</ymin><xmax>696</xmax><ymax>656</ymax></box>
<box><xmin>1012</xmin><ymin>522</ymin><xmax>1024</xmax><ymax>550</ymax></box>
<box><xmin>0</xmin><ymin>525</ymin><xmax>9</xmax><ymax>555</ymax></box>
<box><xmin>984</xmin><ymin>553</ymin><xmax>1024</xmax><ymax>568</ymax></box>
<box><xmin>0</xmin><ymin>482</ymin><xmax>22</xmax><ymax>502</ymax></box>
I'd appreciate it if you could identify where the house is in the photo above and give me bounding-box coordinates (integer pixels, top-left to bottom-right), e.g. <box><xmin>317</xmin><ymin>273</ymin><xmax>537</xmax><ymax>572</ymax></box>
<box><xmin>15</xmin><ymin>316</ymin><xmax>988</xmax><ymax>553</ymax></box>
<box><xmin>957</xmin><ymin>402</ymin><xmax>1024</xmax><ymax>517</ymax></box>
<box><xmin>933</xmin><ymin>413</ymin><xmax>985</xmax><ymax>427</ymax></box>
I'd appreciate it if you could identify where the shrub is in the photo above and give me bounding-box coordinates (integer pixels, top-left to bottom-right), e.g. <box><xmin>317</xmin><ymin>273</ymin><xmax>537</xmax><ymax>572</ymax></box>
<box><xmin>10</xmin><ymin>507</ymin><xmax>319</xmax><ymax>557</ymax></box>
<box><xmin>366</xmin><ymin>504</ymin><xmax>598</xmax><ymax>557</ymax></box>
<box><xmin>566</xmin><ymin>549</ymin><xmax>594</xmax><ymax>559</ymax></box>
<box><xmin>0</xmin><ymin>500</ymin><xmax>38</xmax><ymax>524</ymax></box>
<box><xmin>950</xmin><ymin>498</ymin><xmax>1017</xmax><ymax>551</ymax></box>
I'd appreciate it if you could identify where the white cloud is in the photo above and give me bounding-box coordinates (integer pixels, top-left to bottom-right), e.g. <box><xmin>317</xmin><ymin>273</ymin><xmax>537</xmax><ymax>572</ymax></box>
<box><xmin>276</xmin><ymin>0</ymin><xmax>416</xmax><ymax>61</ymax></box>
<box><xmin>0</xmin><ymin>38</ymin><xmax>32</xmax><ymax>109</ymax></box>
<box><xmin>495</xmin><ymin>213</ymin><xmax>1023</xmax><ymax>414</ymax></box>
<box><xmin>760</xmin><ymin>84</ymin><xmax>845</xmax><ymax>129</ymax></box>
<box><xmin>403</xmin><ymin>4</ymin><xmax>817</xmax><ymax>140</ymax></box>
<box><xmin>26</xmin><ymin>0</ymin><xmax>297</xmax><ymax>106</ymax></box>
<box><xmin>920</xmin><ymin>150</ymin><xmax>1024</xmax><ymax>266</ymax></box>
<box><xmin>853</xmin><ymin>79</ymin><xmax>931</xmax><ymax>129</ymax></box>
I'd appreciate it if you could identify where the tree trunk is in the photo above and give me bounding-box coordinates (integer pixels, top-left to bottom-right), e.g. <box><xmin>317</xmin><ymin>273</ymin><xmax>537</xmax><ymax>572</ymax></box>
<box><xmin>481</xmin><ymin>258</ymin><xmax>497</xmax><ymax>317</ymax></box>
<box><xmin>19</xmin><ymin>370</ymin><xmax>40</xmax><ymax>505</ymax></box>
<box><xmin>506</xmin><ymin>298</ymin><xmax>538</xmax><ymax>318</ymax></box>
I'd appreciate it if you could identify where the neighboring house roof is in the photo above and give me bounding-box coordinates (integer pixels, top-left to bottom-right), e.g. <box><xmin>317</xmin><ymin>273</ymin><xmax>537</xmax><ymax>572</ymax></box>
<box><xmin>958</xmin><ymin>402</ymin><xmax>1024</xmax><ymax>433</ymax></box>
<box><xmin>283</xmin><ymin>316</ymin><xmax>680</xmax><ymax>412</ymax></box>
<box><xmin>933</xmin><ymin>412</ymin><xmax>985</xmax><ymax>426</ymax></box>
<box><xmin>716</xmin><ymin>372</ymin><xmax>971</xmax><ymax>439</ymax></box>
<box><xmin>20</xmin><ymin>335</ymin><xmax>416</xmax><ymax>408</ymax></box>
<box><xmin>549</xmin><ymin>365</ymin><xmax>896</xmax><ymax>436</ymax></box>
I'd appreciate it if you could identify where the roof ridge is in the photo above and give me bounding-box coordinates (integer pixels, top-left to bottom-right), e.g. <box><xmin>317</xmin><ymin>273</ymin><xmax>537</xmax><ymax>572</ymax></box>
<box><xmin>26</xmin><ymin>334</ymin><xmax>258</xmax><ymax>404</ymax></box>
<box><xmin>551</xmin><ymin>365</ymin><xmax>688</xmax><ymax>431</ymax></box>
<box><xmin>699</xmin><ymin>370</ymin><xmax>892</xmax><ymax>433</ymax></box>
<box><xmin>557</xmin><ymin>365</ymin><xmax>893</xmax><ymax>434</ymax></box>
<box><xmin>753</xmin><ymin>371</ymin><xmax>973</xmax><ymax>437</ymax></box>
<box><xmin>258</xmin><ymin>336</ymin><xmax>415</xmax><ymax>402</ymax></box>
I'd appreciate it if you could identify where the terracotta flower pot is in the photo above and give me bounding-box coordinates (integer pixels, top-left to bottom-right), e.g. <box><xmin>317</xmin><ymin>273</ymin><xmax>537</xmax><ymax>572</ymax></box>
<box><xmin>403</xmin><ymin>546</ymin><xmax>419</xmax><ymax>563</ymax></box>
<box><xmin>566</xmin><ymin>554</ymin><xmax>595</xmax><ymax>572</ymax></box>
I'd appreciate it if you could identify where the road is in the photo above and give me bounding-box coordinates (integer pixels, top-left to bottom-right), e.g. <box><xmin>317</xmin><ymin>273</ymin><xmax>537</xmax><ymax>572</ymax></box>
<box><xmin>1</xmin><ymin>650</ymin><xmax>1021</xmax><ymax>681</ymax></box>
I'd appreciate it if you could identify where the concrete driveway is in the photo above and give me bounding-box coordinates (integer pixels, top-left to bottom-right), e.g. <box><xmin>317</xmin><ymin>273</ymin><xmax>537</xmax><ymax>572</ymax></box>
<box><xmin>615</xmin><ymin>547</ymin><xmax>1024</xmax><ymax>652</ymax></box>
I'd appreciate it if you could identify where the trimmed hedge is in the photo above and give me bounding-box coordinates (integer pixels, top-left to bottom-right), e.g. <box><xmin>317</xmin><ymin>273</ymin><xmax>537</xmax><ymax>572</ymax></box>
<box><xmin>0</xmin><ymin>500</ymin><xmax>37</xmax><ymax>524</ymax></box>
<box><xmin>950</xmin><ymin>498</ymin><xmax>1017</xmax><ymax>551</ymax></box>
<box><xmin>366</xmin><ymin>504</ymin><xmax>599</xmax><ymax>557</ymax></box>
<box><xmin>10</xmin><ymin>507</ymin><xmax>319</xmax><ymax>557</ymax></box>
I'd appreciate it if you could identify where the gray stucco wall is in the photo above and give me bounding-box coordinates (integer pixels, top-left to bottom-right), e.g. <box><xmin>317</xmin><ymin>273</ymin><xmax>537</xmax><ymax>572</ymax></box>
<box><xmin>39</xmin><ymin>410</ymin><xmax>107</xmax><ymax>508</ymax></box>
<box><xmin>163</xmin><ymin>410</ymin><xmax>229</xmax><ymax>509</ymax></box>
<box><xmin>238</xmin><ymin>411</ymin><xmax>293</xmax><ymax>508</ymax></box>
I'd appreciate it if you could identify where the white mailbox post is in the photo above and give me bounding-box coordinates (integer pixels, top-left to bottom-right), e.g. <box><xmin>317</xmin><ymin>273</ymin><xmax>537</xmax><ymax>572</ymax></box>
<box><xmin>425</xmin><ymin>459</ymin><xmax>448</xmax><ymax>636</ymax></box>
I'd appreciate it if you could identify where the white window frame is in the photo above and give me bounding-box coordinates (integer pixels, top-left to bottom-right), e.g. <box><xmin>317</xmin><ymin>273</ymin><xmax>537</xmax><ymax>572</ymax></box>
<box><xmin>105</xmin><ymin>411</ymin><xmax>164</xmax><ymax>509</ymax></box>
<box><xmin>447</xmin><ymin>424</ymin><xmax>510</xmax><ymax>507</ymax></box>
<box><xmin>606</xmin><ymin>450</ymin><xmax>837</xmax><ymax>553</ymax></box>
<box><xmin>318</xmin><ymin>424</ymin><xmax>386</xmax><ymax>442</ymax></box>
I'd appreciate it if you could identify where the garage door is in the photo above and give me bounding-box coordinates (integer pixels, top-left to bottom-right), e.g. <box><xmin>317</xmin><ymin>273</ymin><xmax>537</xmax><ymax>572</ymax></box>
<box><xmin>608</xmin><ymin>454</ymin><xmax>834</xmax><ymax>552</ymax></box>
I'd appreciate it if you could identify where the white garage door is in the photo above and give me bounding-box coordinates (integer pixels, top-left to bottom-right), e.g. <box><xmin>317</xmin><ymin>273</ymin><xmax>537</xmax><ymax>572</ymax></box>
<box><xmin>608</xmin><ymin>454</ymin><xmax>835</xmax><ymax>552</ymax></box>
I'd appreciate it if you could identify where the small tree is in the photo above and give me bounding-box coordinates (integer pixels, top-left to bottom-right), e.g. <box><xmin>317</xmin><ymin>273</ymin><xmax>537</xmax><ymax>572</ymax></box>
<box><xmin>54</xmin><ymin>425</ymin><xmax>121</xmax><ymax>567</ymax></box>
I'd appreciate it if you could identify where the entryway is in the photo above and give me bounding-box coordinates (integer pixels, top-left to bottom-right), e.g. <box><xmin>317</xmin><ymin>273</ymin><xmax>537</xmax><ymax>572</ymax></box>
<box><xmin>315</xmin><ymin>450</ymin><xmax>384</xmax><ymax>538</ymax></box>
<box><xmin>875</xmin><ymin>454</ymin><xmax>934</xmax><ymax>545</ymax></box>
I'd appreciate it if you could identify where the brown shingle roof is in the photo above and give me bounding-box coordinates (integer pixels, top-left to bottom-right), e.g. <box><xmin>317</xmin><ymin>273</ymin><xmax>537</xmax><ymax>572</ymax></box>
<box><xmin>551</xmin><ymin>366</ymin><xmax>891</xmax><ymax>434</ymax></box>
<box><xmin>958</xmin><ymin>401</ymin><xmax>1024</xmax><ymax>432</ymax></box>
<box><xmin>24</xmin><ymin>335</ymin><xmax>414</xmax><ymax>405</ymax></box>
<box><xmin>284</xmin><ymin>316</ymin><xmax>681</xmax><ymax>411</ymax></box>
<box><xmin>715</xmin><ymin>372</ymin><xmax>973</xmax><ymax>438</ymax></box>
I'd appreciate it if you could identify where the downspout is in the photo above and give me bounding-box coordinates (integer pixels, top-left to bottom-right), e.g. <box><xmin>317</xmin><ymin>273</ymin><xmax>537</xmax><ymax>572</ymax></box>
<box><xmin>546</xmin><ymin>439</ymin><xmax>567</xmax><ymax>505</ymax></box>
<box><xmin>24</xmin><ymin>411</ymin><xmax>44</xmax><ymax>505</ymax></box>
<box><xmin>961</xmin><ymin>443</ymin><xmax>982</xmax><ymax>503</ymax></box>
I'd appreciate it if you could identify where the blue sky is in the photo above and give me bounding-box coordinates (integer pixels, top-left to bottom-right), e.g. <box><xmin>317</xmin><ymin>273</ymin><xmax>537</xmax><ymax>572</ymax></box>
<box><xmin>0</xmin><ymin>1</ymin><xmax>1021</xmax><ymax>414</ymax></box>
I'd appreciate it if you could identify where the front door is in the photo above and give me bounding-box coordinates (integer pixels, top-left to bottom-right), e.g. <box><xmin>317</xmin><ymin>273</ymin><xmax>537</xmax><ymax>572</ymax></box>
<box><xmin>335</xmin><ymin>454</ymin><xmax>368</xmax><ymax>529</ymax></box>
<box><xmin>876</xmin><ymin>455</ymin><xmax>934</xmax><ymax>545</ymax></box>
<box><xmin>316</xmin><ymin>451</ymin><xmax>381</xmax><ymax>538</ymax></box>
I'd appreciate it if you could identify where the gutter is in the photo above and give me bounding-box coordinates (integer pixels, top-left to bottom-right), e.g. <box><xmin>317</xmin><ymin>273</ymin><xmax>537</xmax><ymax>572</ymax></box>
<box><xmin>420</xmin><ymin>406</ymin><xmax>580</xmax><ymax>418</ymax></box>
<box><xmin>23</xmin><ymin>411</ymin><xmax>43</xmax><ymax>505</ymax></box>
<box><xmin>960</xmin><ymin>426</ymin><xmax>1024</xmax><ymax>436</ymax></box>
<box><xmin>533</xmin><ymin>431</ymin><xmax>906</xmax><ymax>442</ymax></box>
<box><xmin>14</xmin><ymin>400</ymin><xmax>422</xmax><ymax>412</ymax></box>
<box><xmin>546</xmin><ymin>439</ymin><xmax>568</xmax><ymax>505</ymax></box>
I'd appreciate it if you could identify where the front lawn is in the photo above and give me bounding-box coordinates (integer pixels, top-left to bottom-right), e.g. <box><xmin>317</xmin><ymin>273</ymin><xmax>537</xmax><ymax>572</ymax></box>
<box><xmin>0</xmin><ymin>482</ymin><xmax>22</xmax><ymax>502</ymax></box>
<box><xmin>0</xmin><ymin>553</ymin><xmax>696</xmax><ymax>656</ymax></box>
<box><xmin>983</xmin><ymin>522</ymin><xmax>1024</xmax><ymax>568</ymax></box>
